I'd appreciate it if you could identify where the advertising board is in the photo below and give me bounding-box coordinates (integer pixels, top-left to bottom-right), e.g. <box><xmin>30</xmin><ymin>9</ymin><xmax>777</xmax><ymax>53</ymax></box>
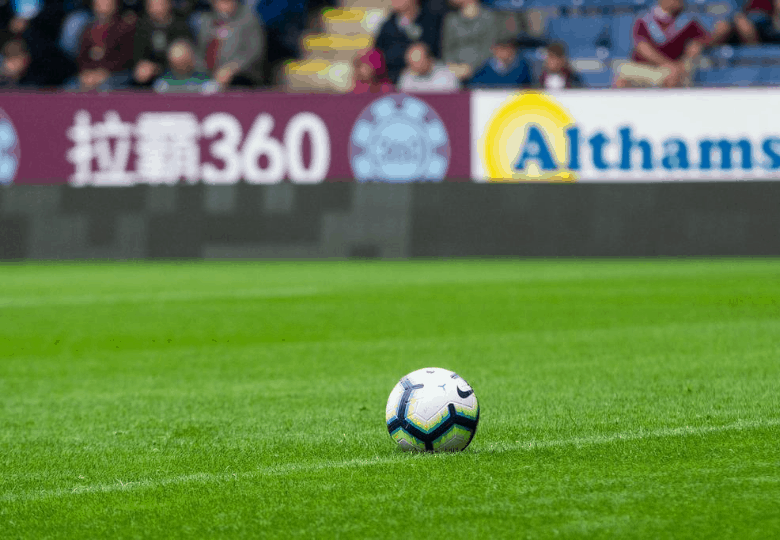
<box><xmin>471</xmin><ymin>89</ymin><xmax>780</xmax><ymax>182</ymax></box>
<box><xmin>1</xmin><ymin>92</ymin><xmax>471</xmax><ymax>185</ymax></box>
<box><xmin>4</xmin><ymin>89</ymin><xmax>780</xmax><ymax>185</ymax></box>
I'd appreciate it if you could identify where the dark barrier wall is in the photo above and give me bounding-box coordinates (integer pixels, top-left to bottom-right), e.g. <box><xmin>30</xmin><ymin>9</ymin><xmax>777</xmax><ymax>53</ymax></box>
<box><xmin>1</xmin><ymin>183</ymin><xmax>780</xmax><ymax>260</ymax></box>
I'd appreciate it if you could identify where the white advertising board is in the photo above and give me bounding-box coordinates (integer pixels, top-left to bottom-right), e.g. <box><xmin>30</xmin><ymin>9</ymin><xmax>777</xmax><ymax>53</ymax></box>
<box><xmin>471</xmin><ymin>89</ymin><xmax>780</xmax><ymax>182</ymax></box>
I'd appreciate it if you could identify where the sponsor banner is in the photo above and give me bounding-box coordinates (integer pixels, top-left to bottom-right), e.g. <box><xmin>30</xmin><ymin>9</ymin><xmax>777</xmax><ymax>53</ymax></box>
<box><xmin>472</xmin><ymin>89</ymin><xmax>780</xmax><ymax>182</ymax></box>
<box><xmin>2</xmin><ymin>92</ymin><xmax>470</xmax><ymax>186</ymax></box>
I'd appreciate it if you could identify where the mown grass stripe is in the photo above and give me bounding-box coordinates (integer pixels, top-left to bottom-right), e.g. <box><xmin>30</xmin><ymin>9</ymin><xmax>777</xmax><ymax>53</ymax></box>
<box><xmin>4</xmin><ymin>418</ymin><xmax>776</xmax><ymax>504</ymax></box>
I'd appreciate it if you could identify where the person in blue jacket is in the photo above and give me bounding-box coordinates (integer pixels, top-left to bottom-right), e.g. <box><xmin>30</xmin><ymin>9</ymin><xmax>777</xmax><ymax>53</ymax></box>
<box><xmin>255</xmin><ymin>0</ymin><xmax>307</xmax><ymax>83</ymax></box>
<box><xmin>468</xmin><ymin>29</ymin><xmax>532</xmax><ymax>88</ymax></box>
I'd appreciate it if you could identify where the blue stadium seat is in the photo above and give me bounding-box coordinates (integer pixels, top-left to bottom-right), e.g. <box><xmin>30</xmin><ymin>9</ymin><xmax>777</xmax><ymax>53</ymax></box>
<box><xmin>493</xmin><ymin>0</ymin><xmax>646</xmax><ymax>13</ymax></box>
<box><xmin>616</xmin><ymin>0</ymin><xmax>650</xmax><ymax>7</ymax></box>
<box><xmin>547</xmin><ymin>17</ymin><xmax>611</xmax><ymax>52</ymax></box>
<box><xmin>696</xmin><ymin>66</ymin><xmax>761</xmax><ymax>87</ymax></box>
<box><xmin>531</xmin><ymin>0</ymin><xmax>577</xmax><ymax>8</ymax></box>
<box><xmin>574</xmin><ymin>0</ymin><xmax>648</xmax><ymax>14</ymax></box>
<box><xmin>580</xmin><ymin>70</ymin><xmax>613</xmax><ymax>88</ymax></box>
<box><xmin>693</xmin><ymin>0</ymin><xmax>739</xmax><ymax>15</ymax></box>
<box><xmin>490</xmin><ymin>0</ymin><xmax>569</xmax><ymax>9</ymax></box>
<box><xmin>601</xmin><ymin>0</ymin><xmax>649</xmax><ymax>10</ymax></box>
<box><xmin>610</xmin><ymin>14</ymin><xmax>635</xmax><ymax>58</ymax></box>
<box><xmin>710</xmin><ymin>45</ymin><xmax>780</xmax><ymax>66</ymax></box>
<box><xmin>759</xmin><ymin>66</ymin><xmax>780</xmax><ymax>85</ymax></box>
<box><xmin>567</xmin><ymin>46</ymin><xmax>611</xmax><ymax>60</ymax></box>
<box><xmin>728</xmin><ymin>46</ymin><xmax>780</xmax><ymax>66</ymax></box>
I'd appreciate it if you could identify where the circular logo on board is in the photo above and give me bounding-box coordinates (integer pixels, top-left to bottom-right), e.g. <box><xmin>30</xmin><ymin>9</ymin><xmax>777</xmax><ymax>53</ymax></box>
<box><xmin>349</xmin><ymin>94</ymin><xmax>450</xmax><ymax>183</ymax></box>
<box><xmin>0</xmin><ymin>109</ymin><xmax>20</xmax><ymax>185</ymax></box>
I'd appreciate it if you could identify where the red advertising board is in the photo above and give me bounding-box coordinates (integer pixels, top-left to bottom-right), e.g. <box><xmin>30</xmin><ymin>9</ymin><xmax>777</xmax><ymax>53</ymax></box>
<box><xmin>0</xmin><ymin>91</ymin><xmax>471</xmax><ymax>186</ymax></box>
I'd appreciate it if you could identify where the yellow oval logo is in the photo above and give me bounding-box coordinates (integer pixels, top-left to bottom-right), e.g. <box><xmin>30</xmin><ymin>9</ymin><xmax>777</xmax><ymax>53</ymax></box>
<box><xmin>480</xmin><ymin>93</ymin><xmax>578</xmax><ymax>182</ymax></box>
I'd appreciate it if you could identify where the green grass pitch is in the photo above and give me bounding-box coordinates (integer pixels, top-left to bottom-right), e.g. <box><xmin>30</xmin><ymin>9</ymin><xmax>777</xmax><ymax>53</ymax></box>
<box><xmin>1</xmin><ymin>259</ymin><xmax>779</xmax><ymax>538</ymax></box>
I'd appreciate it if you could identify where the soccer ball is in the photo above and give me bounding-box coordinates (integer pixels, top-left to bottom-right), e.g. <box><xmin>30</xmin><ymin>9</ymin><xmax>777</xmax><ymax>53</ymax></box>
<box><xmin>385</xmin><ymin>367</ymin><xmax>480</xmax><ymax>452</ymax></box>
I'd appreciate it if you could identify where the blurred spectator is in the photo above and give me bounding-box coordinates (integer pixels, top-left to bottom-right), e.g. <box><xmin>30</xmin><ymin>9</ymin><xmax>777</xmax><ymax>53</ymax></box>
<box><xmin>60</xmin><ymin>1</ymin><xmax>170</xmax><ymax>58</ymax></box>
<box><xmin>712</xmin><ymin>0</ymin><xmax>780</xmax><ymax>45</ymax></box>
<box><xmin>425</xmin><ymin>0</ymin><xmax>453</xmax><ymax>17</ymax></box>
<box><xmin>133</xmin><ymin>0</ymin><xmax>192</xmax><ymax>87</ymax></box>
<box><xmin>0</xmin><ymin>1</ymin><xmax>65</xmax><ymax>47</ymax></box>
<box><xmin>539</xmin><ymin>42</ymin><xmax>583</xmax><ymax>89</ymax></box>
<box><xmin>154</xmin><ymin>38</ymin><xmax>217</xmax><ymax>92</ymax></box>
<box><xmin>398</xmin><ymin>42</ymin><xmax>459</xmax><ymax>92</ymax></box>
<box><xmin>375</xmin><ymin>0</ymin><xmax>443</xmax><ymax>84</ymax></box>
<box><xmin>0</xmin><ymin>38</ymin><xmax>41</xmax><ymax>87</ymax></box>
<box><xmin>59</xmin><ymin>2</ymin><xmax>94</xmax><ymax>58</ymax></box>
<box><xmin>253</xmin><ymin>0</ymin><xmax>307</xmax><ymax>84</ymax></box>
<box><xmin>468</xmin><ymin>21</ymin><xmax>531</xmax><ymax>88</ymax></box>
<box><xmin>443</xmin><ymin>0</ymin><xmax>501</xmax><ymax>81</ymax></box>
<box><xmin>68</xmin><ymin>0</ymin><xmax>137</xmax><ymax>91</ymax></box>
<box><xmin>176</xmin><ymin>0</ymin><xmax>211</xmax><ymax>16</ymax></box>
<box><xmin>0</xmin><ymin>1</ymin><xmax>76</xmax><ymax>87</ymax></box>
<box><xmin>352</xmin><ymin>48</ymin><xmax>394</xmax><ymax>94</ymax></box>
<box><xmin>195</xmin><ymin>0</ymin><xmax>265</xmax><ymax>88</ymax></box>
<box><xmin>615</xmin><ymin>0</ymin><xmax>710</xmax><ymax>88</ymax></box>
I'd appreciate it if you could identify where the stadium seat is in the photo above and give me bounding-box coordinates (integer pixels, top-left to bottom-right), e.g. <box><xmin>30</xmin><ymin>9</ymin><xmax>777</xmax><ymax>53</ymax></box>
<box><xmin>610</xmin><ymin>14</ymin><xmax>634</xmax><ymax>58</ymax></box>
<box><xmin>566</xmin><ymin>46</ymin><xmax>611</xmax><ymax>60</ymax></box>
<box><xmin>580</xmin><ymin>69</ymin><xmax>613</xmax><ymax>88</ymax></box>
<box><xmin>727</xmin><ymin>45</ymin><xmax>780</xmax><ymax>66</ymax></box>
<box><xmin>607</xmin><ymin>0</ymin><xmax>650</xmax><ymax>9</ymax></box>
<box><xmin>302</xmin><ymin>33</ymin><xmax>373</xmax><ymax>62</ymax></box>
<box><xmin>696</xmin><ymin>66</ymin><xmax>761</xmax><ymax>87</ymax></box>
<box><xmin>285</xmin><ymin>59</ymin><xmax>353</xmax><ymax>92</ymax></box>
<box><xmin>576</xmin><ymin>0</ymin><xmax>649</xmax><ymax>15</ymax></box>
<box><xmin>529</xmin><ymin>0</ymin><xmax>574</xmax><ymax>8</ymax></box>
<box><xmin>485</xmin><ymin>0</ymin><xmax>529</xmax><ymax>10</ymax></box>
<box><xmin>759</xmin><ymin>66</ymin><xmax>780</xmax><ymax>85</ymax></box>
<box><xmin>322</xmin><ymin>8</ymin><xmax>387</xmax><ymax>36</ymax></box>
<box><xmin>547</xmin><ymin>17</ymin><xmax>611</xmax><ymax>54</ymax></box>
<box><xmin>572</xmin><ymin>58</ymin><xmax>607</xmax><ymax>72</ymax></box>
<box><xmin>699</xmin><ymin>0</ymin><xmax>739</xmax><ymax>16</ymax></box>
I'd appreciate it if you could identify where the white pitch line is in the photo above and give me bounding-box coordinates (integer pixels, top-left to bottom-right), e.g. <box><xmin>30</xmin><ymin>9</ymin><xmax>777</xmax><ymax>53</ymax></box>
<box><xmin>2</xmin><ymin>418</ymin><xmax>778</xmax><ymax>504</ymax></box>
<box><xmin>477</xmin><ymin>417</ymin><xmax>780</xmax><ymax>454</ymax></box>
<box><xmin>0</xmin><ymin>287</ymin><xmax>325</xmax><ymax>309</ymax></box>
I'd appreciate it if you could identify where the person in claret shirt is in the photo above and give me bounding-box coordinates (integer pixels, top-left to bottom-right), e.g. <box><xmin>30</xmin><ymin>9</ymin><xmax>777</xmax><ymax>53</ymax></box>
<box><xmin>352</xmin><ymin>48</ymin><xmax>394</xmax><ymax>94</ymax></box>
<box><xmin>539</xmin><ymin>42</ymin><xmax>584</xmax><ymax>90</ymax></box>
<box><xmin>711</xmin><ymin>0</ymin><xmax>780</xmax><ymax>45</ymax></box>
<box><xmin>615</xmin><ymin>0</ymin><xmax>710</xmax><ymax>88</ymax></box>
<box><xmin>69</xmin><ymin>0</ymin><xmax>136</xmax><ymax>91</ymax></box>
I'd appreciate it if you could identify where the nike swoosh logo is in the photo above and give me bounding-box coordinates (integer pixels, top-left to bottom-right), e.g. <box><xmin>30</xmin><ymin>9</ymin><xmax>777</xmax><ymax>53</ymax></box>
<box><xmin>457</xmin><ymin>387</ymin><xmax>474</xmax><ymax>399</ymax></box>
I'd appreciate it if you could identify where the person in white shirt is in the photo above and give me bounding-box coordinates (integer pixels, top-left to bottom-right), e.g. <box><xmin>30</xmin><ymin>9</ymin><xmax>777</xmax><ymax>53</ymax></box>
<box><xmin>398</xmin><ymin>42</ymin><xmax>460</xmax><ymax>93</ymax></box>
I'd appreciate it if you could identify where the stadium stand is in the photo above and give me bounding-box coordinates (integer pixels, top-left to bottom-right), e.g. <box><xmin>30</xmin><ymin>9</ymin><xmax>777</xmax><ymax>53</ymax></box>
<box><xmin>0</xmin><ymin>0</ymin><xmax>779</xmax><ymax>91</ymax></box>
<box><xmin>696</xmin><ymin>63</ymin><xmax>761</xmax><ymax>84</ymax></box>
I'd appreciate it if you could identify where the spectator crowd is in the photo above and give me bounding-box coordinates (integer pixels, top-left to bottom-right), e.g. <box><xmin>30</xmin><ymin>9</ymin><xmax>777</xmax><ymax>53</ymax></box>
<box><xmin>0</xmin><ymin>0</ymin><xmax>284</xmax><ymax>91</ymax></box>
<box><xmin>0</xmin><ymin>0</ymin><xmax>778</xmax><ymax>92</ymax></box>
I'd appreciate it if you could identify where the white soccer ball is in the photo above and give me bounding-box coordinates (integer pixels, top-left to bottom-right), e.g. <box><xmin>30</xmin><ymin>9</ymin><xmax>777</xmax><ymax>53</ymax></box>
<box><xmin>385</xmin><ymin>367</ymin><xmax>480</xmax><ymax>452</ymax></box>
